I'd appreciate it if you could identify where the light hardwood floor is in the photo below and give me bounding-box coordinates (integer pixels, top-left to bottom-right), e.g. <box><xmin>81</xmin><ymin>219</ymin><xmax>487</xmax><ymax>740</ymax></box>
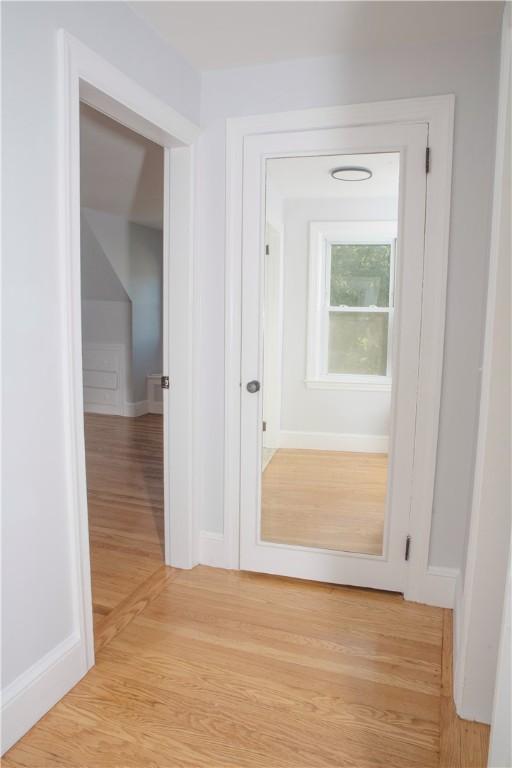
<box><xmin>4</xmin><ymin>415</ymin><xmax>489</xmax><ymax>767</ymax></box>
<box><xmin>4</xmin><ymin>567</ymin><xmax>489</xmax><ymax>767</ymax></box>
<box><xmin>262</xmin><ymin>449</ymin><xmax>387</xmax><ymax>555</ymax></box>
<box><xmin>84</xmin><ymin>413</ymin><xmax>164</xmax><ymax>628</ymax></box>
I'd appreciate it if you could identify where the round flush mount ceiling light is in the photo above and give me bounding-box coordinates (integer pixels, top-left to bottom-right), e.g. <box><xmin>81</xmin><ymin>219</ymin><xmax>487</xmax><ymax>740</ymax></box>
<box><xmin>330</xmin><ymin>166</ymin><xmax>373</xmax><ymax>181</ymax></box>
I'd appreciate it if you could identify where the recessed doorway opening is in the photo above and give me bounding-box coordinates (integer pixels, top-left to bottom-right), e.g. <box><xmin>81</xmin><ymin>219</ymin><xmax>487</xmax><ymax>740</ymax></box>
<box><xmin>79</xmin><ymin>103</ymin><xmax>166</xmax><ymax>633</ymax></box>
<box><xmin>59</xmin><ymin>32</ymin><xmax>199</xmax><ymax>671</ymax></box>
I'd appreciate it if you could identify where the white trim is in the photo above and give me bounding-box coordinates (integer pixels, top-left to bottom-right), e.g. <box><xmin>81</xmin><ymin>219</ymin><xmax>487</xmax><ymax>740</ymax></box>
<box><xmin>74</xmin><ymin>41</ymin><xmax>199</xmax><ymax>148</ymax></box>
<box><xmin>198</xmin><ymin>531</ymin><xmax>228</xmax><ymax>568</ymax></box>
<box><xmin>305</xmin><ymin>379</ymin><xmax>391</xmax><ymax>392</ymax></box>
<box><xmin>147</xmin><ymin>373</ymin><xmax>164</xmax><ymax>414</ymax></box>
<box><xmin>279</xmin><ymin>430</ymin><xmax>388</xmax><ymax>453</ymax></box>
<box><xmin>49</xmin><ymin>30</ymin><xmax>200</xmax><ymax>752</ymax></box>
<box><xmin>165</xmin><ymin>143</ymin><xmax>198</xmax><ymax>570</ymax></box>
<box><xmin>1</xmin><ymin>635</ymin><xmax>82</xmax><ymax>754</ymax></box>
<box><xmin>262</xmin><ymin>223</ymin><xmax>284</xmax><ymax>456</ymax></box>
<box><xmin>225</xmin><ymin>95</ymin><xmax>454</xmax><ymax>604</ymax></box>
<box><xmin>83</xmin><ymin>401</ymin><xmax>164</xmax><ymax>418</ymax></box>
<box><xmin>416</xmin><ymin>566</ymin><xmax>459</xmax><ymax>609</ymax></box>
<box><xmin>84</xmin><ymin>403</ymin><xmax>122</xmax><ymax>416</ymax></box>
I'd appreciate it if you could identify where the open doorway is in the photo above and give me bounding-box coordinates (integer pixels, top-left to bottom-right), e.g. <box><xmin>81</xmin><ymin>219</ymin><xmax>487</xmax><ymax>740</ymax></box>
<box><xmin>79</xmin><ymin>103</ymin><xmax>165</xmax><ymax>632</ymax></box>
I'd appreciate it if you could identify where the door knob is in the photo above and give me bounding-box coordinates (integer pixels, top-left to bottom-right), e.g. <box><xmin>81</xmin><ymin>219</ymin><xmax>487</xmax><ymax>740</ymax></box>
<box><xmin>246</xmin><ymin>380</ymin><xmax>261</xmax><ymax>393</ymax></box>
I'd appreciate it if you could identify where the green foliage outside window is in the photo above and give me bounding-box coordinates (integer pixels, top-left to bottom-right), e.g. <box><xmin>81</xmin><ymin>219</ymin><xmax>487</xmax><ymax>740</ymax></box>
<box><xmin>328</xmin><ymin>312</ymin><xmax>389</xmax><ymax>375</ymax></box>
<box><xmin>330</xmin><ymin>243</ymin><xmax>391</xmax><ymax>307</ymax></box>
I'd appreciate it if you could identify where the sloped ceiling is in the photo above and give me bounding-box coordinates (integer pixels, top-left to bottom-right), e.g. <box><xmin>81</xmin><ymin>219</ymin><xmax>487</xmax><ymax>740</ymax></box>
<box><xmin>80</xmin><ymin>214</ymin><xmax>130</xmax><ymax>303</ymax></box>
<box><xmin>80</xmin><ymin>103</ymin><xmax>163</xmax><ymax>229</ymax></box>
<box><xmin>129</xmin><ymin>1</ymin><xmax>502</xmax><ymax>71</ymax></box>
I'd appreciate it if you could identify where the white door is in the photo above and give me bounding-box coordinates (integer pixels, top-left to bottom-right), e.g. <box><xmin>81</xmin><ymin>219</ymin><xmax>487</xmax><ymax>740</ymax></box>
<box><xmin>240</xmin><ymin>122</ymin><xmax>428</xmax><ymax>592</ymax></box>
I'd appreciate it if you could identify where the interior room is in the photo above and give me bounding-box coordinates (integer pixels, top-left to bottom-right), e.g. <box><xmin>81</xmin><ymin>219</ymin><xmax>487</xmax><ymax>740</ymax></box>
<box><xmin>80</xmin><ymin>104</ymin><xmax>165</xmax><ymax>631</ymax></box>
<box><xmin>2</xmin><ymin>2</ymin><xmax>510</xmax><ymax>767</ymax></box>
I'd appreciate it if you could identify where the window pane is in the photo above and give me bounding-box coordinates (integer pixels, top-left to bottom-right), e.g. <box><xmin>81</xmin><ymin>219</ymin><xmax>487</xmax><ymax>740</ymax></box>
<box><xmin>328</xmin><ymin>312</ymin><xmax>388</xmax><ymax>375</ymax></box>
<box><xmin>330</xmin><ymin>244</ymin><xmax>391</xmax><ymax>307</ymax></box>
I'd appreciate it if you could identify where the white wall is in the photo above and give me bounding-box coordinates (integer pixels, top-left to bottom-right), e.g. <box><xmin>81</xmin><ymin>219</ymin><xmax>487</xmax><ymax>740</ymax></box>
<box><xmin>453</xmin><ymin>4</ymin><xmax>511</xmax><ymax>726</ymax></box>
<box><xmin>1</xmin><ymin>0</ymin><xmax>199</xmax><ymax>746</ymax></box>
<box><xmin>280</xmin><ymin>197</ymin><xmax>395</xmax><ymax>441</ymax></box>
<box><xmin>196</xmin><ymin>24</ymin><xmax>502</xmax><ymax>560</ymax></box>
<box><xmin>82</xmin><ymin>208</ymin><xmax>163</xmax><ymax>404</ymax></box>
<box><xmin>82</xmin><ymin>300</ymin><xmax>132</xmax><ymax>349</ymax></box>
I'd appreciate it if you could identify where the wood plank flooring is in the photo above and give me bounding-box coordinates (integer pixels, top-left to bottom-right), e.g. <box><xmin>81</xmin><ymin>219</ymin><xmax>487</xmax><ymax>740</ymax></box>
<box><xmin>4</xmin><ymin>415</ymin><xmax>489</xmax><ymax>767</ymax></box>
<box><xmin>4</xmin><ymin>567</ymin><xmax>489</xmax><ymax>767</ymax></box>
<box><xmin>262</xmin><ymin>449</ymin><xmax>387</xmax><ymax>555</ymax></box>
<box><xmin>84</xmin><ymin>413</ymin><xmax>164</xmax><ymax>627</ymax></box>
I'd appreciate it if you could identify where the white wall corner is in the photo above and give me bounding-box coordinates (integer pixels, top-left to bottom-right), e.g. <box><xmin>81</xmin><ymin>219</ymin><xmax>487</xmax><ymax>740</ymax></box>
<box><xmin>199</xmin><ymin>531</ymin><xmax>229</xmax><ymax>569</ymax></box>
<box><xmin>1</xmin><ymin>634</ymin><xmax>85</xmax><ymax>755</ymax></box>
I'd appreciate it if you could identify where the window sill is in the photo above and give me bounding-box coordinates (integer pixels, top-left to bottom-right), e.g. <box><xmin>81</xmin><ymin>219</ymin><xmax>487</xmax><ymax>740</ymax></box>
<box><xmin>305</xmin><ymin>378</ymin><xmax>392</xmax><ymax>392</ymax></box>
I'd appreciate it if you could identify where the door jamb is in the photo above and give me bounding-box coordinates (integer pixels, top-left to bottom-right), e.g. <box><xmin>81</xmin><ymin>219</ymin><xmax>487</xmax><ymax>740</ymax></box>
<box><xmin>59</xmin><ymin>31</ymin><xmax>200</xmax><ymax>672</ymax></box>
<box><xmin>224</xmin><ymin>95</ymin><xmax>455</xmax><ymax>607</ymax></box>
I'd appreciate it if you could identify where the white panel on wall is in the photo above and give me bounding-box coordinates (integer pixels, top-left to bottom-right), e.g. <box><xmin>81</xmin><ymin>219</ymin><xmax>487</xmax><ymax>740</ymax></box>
<box><xmin>82</xmin><ymin>343</ymin><xmax>126</xmax><ymax>416</ymax></box>
<box><xmin>83</xmin><ymin>370</ymin><xmax>118</xmax><ymax>390</ymax></box>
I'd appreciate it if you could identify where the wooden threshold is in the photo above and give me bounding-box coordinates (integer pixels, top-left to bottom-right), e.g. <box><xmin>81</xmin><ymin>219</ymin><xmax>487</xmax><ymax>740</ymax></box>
<box><xmin>94</xmin><ymin>564</ymin><xmax>178</xmax><ymax>653</ymax></box>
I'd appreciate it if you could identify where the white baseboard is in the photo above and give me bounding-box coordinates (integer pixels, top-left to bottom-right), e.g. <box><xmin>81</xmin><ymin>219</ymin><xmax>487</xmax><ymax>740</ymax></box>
<box><xmin>412</xmin><ymin>566</ymin><xmax>459</xmax><ymax>609</ymax></box>
<box><xmin>1</xmin><ymin>634</ymin><xmax>85</xmax><ymax>754</ymax></box>
<box><xmin>279</xmin><ymin>430</ymin><xmax>389</xmax><ymax>453</ymax></box>
<box><xmin>84</xmin><ymin>401</ymin><xmax>155</xmax><ymax>418</ymax></box>
<box><xmin>199</xmin><ymin>531</ymin><xmax>228</xmax><ymax>568</ymax></box>
<box><xmin>123</xmin><ymin>400</ymin><xmax>149</xmax><ymax>417</ymax></box>
<box><xmin>84</xmin><ymin>402</ymin><xmax>122</xmax><ymax>416</ymax></box>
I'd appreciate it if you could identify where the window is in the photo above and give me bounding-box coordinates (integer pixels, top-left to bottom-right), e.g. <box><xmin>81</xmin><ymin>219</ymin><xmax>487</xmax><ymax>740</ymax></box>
<box><xmin>307</xmin><ymin>222</ymin><xmax>396</xmax><ymax>390</ymax></box>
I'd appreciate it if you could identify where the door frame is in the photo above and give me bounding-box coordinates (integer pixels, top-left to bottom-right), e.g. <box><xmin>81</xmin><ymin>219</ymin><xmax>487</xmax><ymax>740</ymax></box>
<box><xmin>59</xmin><ymin>31</ymin><xmax>200</xmax><ymax>671</ymax></box>
<box><xmin>224</xmin><ymin>95</ymin><xmax>456</xmax><ymax>607</ymax></box>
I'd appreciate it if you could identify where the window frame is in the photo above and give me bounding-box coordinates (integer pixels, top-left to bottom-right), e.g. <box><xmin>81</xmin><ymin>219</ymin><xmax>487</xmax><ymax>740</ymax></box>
<box><xmin>306</xmin><ymin>221</ymin><xmax>398</xmax><ymax>391</ymax></box>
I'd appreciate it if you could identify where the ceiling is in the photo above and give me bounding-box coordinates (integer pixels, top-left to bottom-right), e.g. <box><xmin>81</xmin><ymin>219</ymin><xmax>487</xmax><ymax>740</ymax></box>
<box><xmin>267</xmin><ymin>152</ymin><xmax>400</xmax><ymax>201</ymax></box>
<box><xmin>129</xmin><ymin>1</ymin><xmax>501</xmax><ymax>71</ymax></box>
<box><xmin>80</xmin><ymin>103</ymin><xmax>163</xmax><ymax>229</ymax></box>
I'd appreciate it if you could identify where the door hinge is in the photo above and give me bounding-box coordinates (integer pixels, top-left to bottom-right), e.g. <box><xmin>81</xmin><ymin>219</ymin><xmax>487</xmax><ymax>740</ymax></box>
<box><xmin>263</xmin><ymin>420</ymin><xmax>267</xmax><ymax>432</ymax></box>
<box><xmin>161</xmin><ymin>375</ymin><xmax>170</xmax><ymax>390</ymax></box>
<box><xmin>425</xmin><ymin>146</ymin><xmax>431</xmax><ymax>174</ymax></box>
<box><xmin>405</xmin><ymin>535</ymin><xmax>411</xmax><ymax>561</ymax></box>
<box><xmin>265</xmin><ymin>244</ymin><xmax>270</xmax><ymax>255</ymax></box>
